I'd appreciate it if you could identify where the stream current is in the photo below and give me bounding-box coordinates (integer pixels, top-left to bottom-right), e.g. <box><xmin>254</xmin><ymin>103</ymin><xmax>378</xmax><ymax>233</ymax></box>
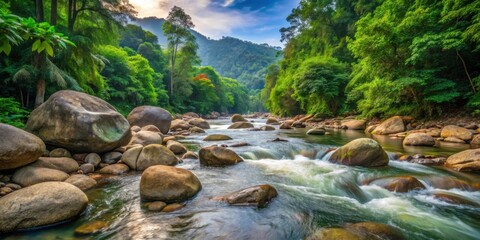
<box><xmin>5</xmin><ymin>118</ymin><xmax>480</xmax><ymax>240</ymax></box>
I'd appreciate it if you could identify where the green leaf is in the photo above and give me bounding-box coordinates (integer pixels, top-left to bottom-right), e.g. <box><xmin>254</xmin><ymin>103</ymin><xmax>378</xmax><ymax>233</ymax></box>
<box><xmin>32</xmin><ymin>39</ymin><xmax>41</xmax><ymax>51</ymax></box>
<box><xmin>45</xmin><ymin>43</ymin><xmax>54</xmax><ymax>56</ymax></box>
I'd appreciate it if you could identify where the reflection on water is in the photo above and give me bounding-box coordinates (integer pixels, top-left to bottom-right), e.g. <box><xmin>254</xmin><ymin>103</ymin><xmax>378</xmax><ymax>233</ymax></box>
<box><xmin>3</xmin><ymin>118</ymin><xmax>480</xmax><ymax>240</ymax></box>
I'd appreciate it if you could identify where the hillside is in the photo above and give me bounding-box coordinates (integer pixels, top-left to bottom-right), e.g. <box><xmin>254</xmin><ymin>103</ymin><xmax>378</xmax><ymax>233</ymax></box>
<box><xmin>133</xmin><ymin>17</ymin><xmax>281</xmax><ymax>89</ymax></box>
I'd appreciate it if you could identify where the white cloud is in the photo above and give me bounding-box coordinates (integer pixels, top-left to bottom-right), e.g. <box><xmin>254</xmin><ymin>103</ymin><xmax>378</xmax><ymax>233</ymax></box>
<box><xmin>130</xmin><ymin>0</ymin><xmax>256</xmax><ymax>39</ymax></box>
<box><xmin>222</xmin><ymin>0</ymin><xmax>235</xmax><ymax>7</ymax></box>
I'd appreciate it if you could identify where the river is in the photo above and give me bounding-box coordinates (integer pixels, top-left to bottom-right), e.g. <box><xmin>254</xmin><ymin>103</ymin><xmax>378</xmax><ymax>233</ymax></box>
<box><xmin>5</xmin><ymin>118</ymin><xmax>480</xmax><ymax>240</ymax></box>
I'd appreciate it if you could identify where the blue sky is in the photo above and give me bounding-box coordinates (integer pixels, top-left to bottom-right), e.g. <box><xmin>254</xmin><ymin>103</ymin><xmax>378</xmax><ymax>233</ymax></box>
<box><xmin>130</xmin><ymin>0</ymin><xmax>300</xmax><ymax>46</ymax></box>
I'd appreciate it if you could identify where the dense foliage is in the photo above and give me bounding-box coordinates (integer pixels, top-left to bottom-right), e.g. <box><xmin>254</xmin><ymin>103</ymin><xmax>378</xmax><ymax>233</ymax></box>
<box><xmin>0</xmin><ymin>2</ymin><xmax>254</xmax><ymax>127</ymax></box>
<box><xmin>263</xmin><ymin>0</ymin><xmax>480</xmax><ymax>118</ymax></box>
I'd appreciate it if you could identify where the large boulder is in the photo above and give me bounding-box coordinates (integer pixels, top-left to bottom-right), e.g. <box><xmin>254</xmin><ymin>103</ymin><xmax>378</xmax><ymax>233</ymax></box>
<box><xmin>341</xmin><ymin>120</ymin><xmax>367</xmax><ymax>130</ymax></box>
<box><xmin>199</xmin><ymin>146</ymin><xmax>243</xmax><ymax>167</ymax></box>
<box><xmin>441</xmin><ymin>125</ymin><xmax>473</xmax><ymax>141</ymax></box>
<box><xmin>25</xmin><ymin>90</ymin><xmax>131</xmax><ymax>153</ymax></box>
<box><xmin>445</xmin><ymin>149</ymin><xmax>480</xmax><ymax>172</ymax></box>
<box><xmin>231</xmin><ymin>114</ymin><xmax>247</xmax><ymax>122</ymax></box>
<box><xmin>12</xmin><ymin>166</ymin><xmax>69</xmax><ymax>187</ymax></box>
<box><xmin>140</xmin><ymin>165</ymin><xmax>202</xmax><ymax>202</ymax></box>
<box><xmin>122</xmin><ymin>144</ymin><xmax>178</xmax><ymax>171</ymax></box>
<box><xmin>0</xmin><ymin>182</ymin><xmax>88</xmax><ymax>233</ymax></box>
<box><xmin>228</xmin><ymin>122</ymin><xmax>254</xmax><ymax>129</ymax></box>
<box><xmin>0</xmin><ymin>123</ymin><xmax>46</xmax><ymax>170</ymax></box>
<box><xmin>372</xmin><ymin>116</ymin><xmax>405</xmax><ymax>135</ymax></box>
<box><xmin>403</xmin><ymin>133</ymin><xmax>435</xmax><ymax>146</ymax></box>
<box><xmin>188</xmin><ymin>118</ymin><xmax>210</xmax><ymax>129</ymax></box>
<box><xmin>30</xmin><ymin>157</ymin><xmax>79</xmax><ymax>173</ymax></box>
<box><xmin>329</xmin><ymin>138</ymin><xmax>389</xmax><ymax>167</ymax></box>
<box><xmin>220</xmin><ymin>184</ymin><xmax>278</xmax><ymax>208</ymax></box>
<box><xmin>127</xmin><ymin>106</ymin><xmax>172</xmax><ymax>134</ymax></box>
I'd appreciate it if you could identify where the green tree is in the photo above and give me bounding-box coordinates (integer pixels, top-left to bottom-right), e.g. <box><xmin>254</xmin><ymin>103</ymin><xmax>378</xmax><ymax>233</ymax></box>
<box><xmin>162</xmin><ymin>6</ymin><xmax>195</xmax><ymax>99</ymax></box>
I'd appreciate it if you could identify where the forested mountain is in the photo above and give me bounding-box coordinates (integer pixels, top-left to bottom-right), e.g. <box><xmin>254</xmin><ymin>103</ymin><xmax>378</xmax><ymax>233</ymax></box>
<box><xmin>133</xmin><ymin>17</ymin><xmax>281</xmax><ymax>89</ymax></box>
<box><xmin>262</xmin><ymin>0</ymin><xmax>480</xmax><ymax>118</ymax></box>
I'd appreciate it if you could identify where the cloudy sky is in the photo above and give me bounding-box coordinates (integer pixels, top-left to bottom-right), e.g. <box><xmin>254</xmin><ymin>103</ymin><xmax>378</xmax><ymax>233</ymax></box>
<box><xmin>129</xmin><ymin>0</ymin><xmax>300</xmax><ymax>47</ymax></box>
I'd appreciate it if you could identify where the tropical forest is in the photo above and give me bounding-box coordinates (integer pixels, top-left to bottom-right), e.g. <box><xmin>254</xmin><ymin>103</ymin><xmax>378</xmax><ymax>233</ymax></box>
<box><xmin>0</xmin><ymin>0</ymin><xmax>480</xmax><ymax>239</ymax></box>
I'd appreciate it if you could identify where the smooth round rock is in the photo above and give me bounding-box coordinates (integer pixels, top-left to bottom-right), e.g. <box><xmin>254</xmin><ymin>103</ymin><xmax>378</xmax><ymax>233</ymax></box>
<box><xmin>345</xmin><ymin>222</ymin><xmax>405</xmax><ymax>240</ymax></box>
<box><xmin>0</xmin><ymin>182</ymin><xmax>88</xmax><ymax>233</ymax></box>
<box><xmin>182</xmin><ymin>151</ymin><xmax>199</xmax><ymax>159</ymax></box>
<box><xmin>266</xmin><ymin>118</ymin><xmax>279</xmax><ymax>125</ymax></box>
<box><xmin>167</xmin><ymin>140</ymin><xmax>188</xmax><ymax>155</ymax></box>
<box><xmin>329</xmin><ymin>138</ymin><xmax>389</xmax><ymax>167</ymax></box>
<box><xmin>98</xmin><ymin>163</ymin><xmax>130</xmax><ymax>175</ymax></box>
<box><xmin>136</xmin><ymin>144</ymin><xmax>178</xmax><ymax>171</ymax></box>
<box><xmin>129</xmin><ymin>131</ymin><xmax>163</xmax><ymax>146</ymax></box>
<box><xmin>372</xmin><ymin>116</ymin><xmax>405</xmax><ymax>135</ymax></box>
<box><xmin>65</xmin><ymin>174</ymin><xmax>97</xmax><ymax>191</ymax></box>
<box><xmin>0</xmin><ymin>123</ymin><xmax>46</xmax><ymax>170</ymax></box>
<box><xmin>80</xmin><ymin>163</ymin><xmax>95</xmax><ymax>174</ymax></box>
<box><xmin>204</xmin><ymin>134</ymin><xmax>232</xmax><ymax>141</ymax></box>
<box><xmin>12</xmin><ymin>166</ymin><xmax>70</xmax><ymax>187</ymax></box>
<box><xmin>306</xmin><ymin>228</ymin><xmax>361</xmax><ymax>240</ymax></box>
<box><xmin>140</xmin><ymin>165</ymin><xmax>202</xmax><ymax>202</ymax></box>
<box><xmin>145</xmin><ymin>201</ymin><xmax>167</xmax><ymax>211</ymax></box>
<box><xmin>231</xmin><ymin>114</ymin><xmax>247</xmax><ymax>122</ymax></box>
<box><xmin>199</xmin><ymin>146</ymin><xmax>243</xmax><ymax>167</ymax></box>
<box><xmin>341</xmin><ymin>120</ymin><xmax>367</xmax><ymax>130</ymax></box>
<box><xmin>441</xmin><ymin>125</ymin><xmax>473</xmax><ymax>141</ymax></box>
<box><xmin>307</xmin><ymin>128</ymin><xmax>326</xmax><ymax>135</ymax></box>
<box><xmin>445</xmin><ymin>149</ymin><xmax>480</xmax><ymax>172</ymax></box>
<box><xmin>85</xmin><ymin>153</ymin><xmax>101</xmax><ymax>167</ymax></box>
<box><xmin>228</xmin><ymin>122</ymin><xmax>254</xmax><ymax>129</ymax></box>
<box><xmin>127</xmin><ymin>106</ymin><xmax>172</xmax><ymax>134</ymax></box>
<box><xmin>188</xmin><ymin>118</ymin><xmax>210</xmax><ymax>129</ymax></box>
<box><xmin>25</xmin><ymin>90</ymin><xmax>131</xmax><ymax>153</ymax></box>
<box><xmin>102</xmin><ymin>152</ymin><xmax>122</xmax><ymax>164</ymax></box>
<box><xmin>369</xmin><ymin>176</ymin><xmax>426</xmax><ymax>192</ymax></box>
<box><xmin>223</xmin><ymin>184</ymin><xmax>278</xmax><ymax>208</ymax></box>
<box><xmin>403</xmin><ymin>133</ymin><xmax>435</xmax><ymax>146</ymax></box>
<box><xmin>49</xmin><ymin>148</ymin><xmax>71</xmax><ymax>158</ymax></box>
<box><xmin>30</xmin><ymin>157</ymin><xmax>79</xmax><ymax>173</ymax></box>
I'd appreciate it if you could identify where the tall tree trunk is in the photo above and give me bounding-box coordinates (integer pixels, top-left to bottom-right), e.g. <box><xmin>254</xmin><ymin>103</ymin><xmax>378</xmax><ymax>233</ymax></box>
<box><xmin>68</xmin><ymin>0</ymin><xmax>77</xmax><ymax>31</ymax></box>
<box><xmin>34</xmin><ymin>0</ymin><xmax>46</xmax><ymax>108</ymax></box>
<box><xmin>51</xmin><ymin>0</ymin><xmax>57</xmax><ymax>25</ymax></box>
<box><xmin>456</xmin><ymin>50</ymin><xmax>476</xmax><ymax>94</ymax></box>
<box><xmin>36</xmin><ymin>0</ymin><xmax>44</xmax><ymax>21</ymax></box>
<box><xmin>34</xmin><ymin>53</ymin><xmax>46</xmax><ymax>108</ymax></box>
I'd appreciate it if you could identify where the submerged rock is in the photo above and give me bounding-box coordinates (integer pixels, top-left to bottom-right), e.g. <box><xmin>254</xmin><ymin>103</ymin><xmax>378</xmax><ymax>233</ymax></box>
<box><xmin>25</xmin><ymin>90</ymin><xmax>131</xmax><ymax>153</ymax></box>
<box><xmin>220</xmin><ymin>184</ymin><xmax>278</xmax><ymax>208</ymax></box>
<box><xmin>307</xmin><ymin>128</ymin><xmax>326</xmax><ymax>135</ymax></box>
<box><xmin>403</xmin><ymin>133</ymin><xmax>435</xmax><ymax>146</ymax></box>
<box><xmin>199</xmin><ymin>146</ymin><xmax>243</xmax><ymax>167</ymax></box>
<box><xmin>127</xmin><ymin>106</ymin><xmax>172</xmax><ymax>134</ymax></box>
<box><xmin>140</xmin><ymin>165</ymin><xmax>202</xmax><ymax>202</ymax></box>
<box><xmin>433</xmin><ymin>192</ymin><xmax>479</xmax><ymax>207</ymax></box>
<box><xmin>307</xmin><ymin>228</ymin><xmax>361</xmax><ymax>240</ymax></box>
<box><xmin>345</xmin><ymin>222</ymin><xmax>405</xmax><ymax>240</ymax></box>
<box><xmin>0</xmin><ymin>182</ymin><xmax>88</xmax><ymax>233</ymax></box>
<box><xmin>0</xmin><ymin>123</ymin><xmax>46</xmax><ymax>170</ymax></box>
<box><xmin>75</xmin><ymin>221</ymin><xmax>109</xmax><ymax>235</ymax></box>
<box><xmin>445</xmin><ymin>149</ymin><xmax>480</xmax><ymax>172</ymax></box>
<box><xmin>162</xmin><ymin>203</ymin><xmax>185</xmax><ymax>212</ymax></box>
<box><xmin>368</xmin><ymin>176</ymin><xmax>426</xmax><ymax>192</ymax></box>
<box><xmin>372</xmin><ymin>116</ymin><xmax>405</xmax><ymax>135</ymax></box>
<box><xmin>329</xmin><ymin>138</ymin><xmax>389</xmax><ymax>167</ymax></box>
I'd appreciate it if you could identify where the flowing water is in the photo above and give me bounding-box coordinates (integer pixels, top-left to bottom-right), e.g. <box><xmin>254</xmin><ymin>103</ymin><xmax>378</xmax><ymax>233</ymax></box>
<box><xmin>4</xmin><ymin>118</ymin><xmax>480</xmax><ymax>240</ymax></box>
